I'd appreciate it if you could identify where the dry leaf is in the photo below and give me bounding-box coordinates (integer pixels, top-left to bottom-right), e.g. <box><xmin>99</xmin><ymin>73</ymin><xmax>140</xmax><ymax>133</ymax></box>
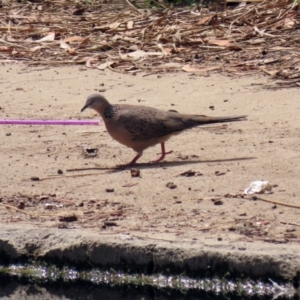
<box><xmin>36</xmin><ymin>32</ymin><xmax>55</xmax><ymax>43</ymax></box>
<box><xmin>8</xmin><ymin>14</ymin><xmax>33</xmax><ymax>19</ymax></box>
<box><xmin>284</xmin><ymin>18</ymin><xmax>296</xmax><ymax>29</ymax></box>
<box><xmin>157</xmin><ymin>62</ymin><xmax>182</xmax><ymax>69</ymax></box>
<box><xmin>157</xmin><ymin>43</ymin><xmax>169</xmax><ymax>56</ymax></box>
<box><xmin>110</xmin><ymin>61</ymin><xmax>132</xmax><ymax>69</ymax></box>
<box><xmin>73</xmin><ymin>57</ymin><xmax>90</xmax><ymax>64</ymax></box>
<box><xmin>72</xmin><ymin>8</ymin><xmax>85</xmax><ymax>15</ymax></box>
<box><xmin>108</xmin><ymin>22</ymin><xmax>121</xmax><ymax>31</ymax></box>
<box><xmin>127</xmin><ymin>21</ymin><xmax>134</xmax><ymax>29</ymax></box>
<box><xmin>122</xmin><ymin>36</ymin><xmax>139</xmax><ymax>43</ymax></box>
<box><xmin>260</xmin><ymin>68</ymin><xmax>280</xmax><ymax>77</ymax></box>
<box><xmin>174</xmin><ymin>30</ymin><xmax>181</xmax><ymax>43</ymax></box>
<box><xmin>67</xmin><ymin>48</ymin><xmax>77</xmax><ymax>55</ymax></box>
<box><xmin>182</xmin><ymin>65</ymin><xmax>222</xmax><ymax>73</ymax></box>
<box><xmin>0</xmin><ymin>47</ymin><xmax>13</xmax><ymax>53</ymax></box>
<box><xmin>30</xmin><ymin>46</ymin><xmax>42</xmax><ymax>52</ymax></box>
<box><xmin>248</xmin><ymin>38</ymin><xmax>265</xmax><ymax>45</ymax></box>
<box><xmin>270</xmin><ymin>46</ymin><xmax>292</xmax><ymax>51</ymax></box>
<box><xmin>207</xmin><ymin>39</ymin><xmax>232</xmax><ymax>47</ymax></box>
<box><xmin>64</xmin><ymin>36</ymin><xmax>85</xmax><ymax>43</ymax></box>
<box><xmin>97</xmin><ymin>61</ymin><xmax>114</xmax><ymax>70</ymax></box>
<box><xmin>128</xmin><ymin>45</ymin><xmax>139</xmax><ymax>51</ymax></box>
<box><xmin>78</xmin><ymin>37</ymin><xmax>90</xmax><ymax>49</ymax></box>
<box><xmin>197</xmin><ymin>16</ymin><xmax>214</xmax><ymax>25</ymax></box>
<box><xmin>119</xmin><ymin>50</ymin><xmax>147</xmax><ymax>61</ymax></box>
<box><xmin>60</xmin><ymin>39</ymin><xmax>71</xmax><ymax>50</ymax></box>
<box><xmin>86</xmin><ymin>57</ymin><xmax>97</xmax><ymax>68</ymax></box>
<box><xmin>112</xmin><ymin>34</ymin><xmax>122</xmax><ymax>41</ymax></box>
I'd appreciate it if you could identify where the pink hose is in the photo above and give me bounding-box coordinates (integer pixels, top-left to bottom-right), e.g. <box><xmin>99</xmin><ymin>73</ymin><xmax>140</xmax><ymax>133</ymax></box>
<box><xmin>0</xmin><ymin>120</ymin><xmax>100</xmax><ymax>125</ymax></box>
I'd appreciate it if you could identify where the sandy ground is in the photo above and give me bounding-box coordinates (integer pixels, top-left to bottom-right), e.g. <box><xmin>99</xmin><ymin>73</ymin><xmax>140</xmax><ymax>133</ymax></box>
<box><xmin>1</xmin><ymin>64</ymin><xmax>300</xmax><ymax>248</ymax></box>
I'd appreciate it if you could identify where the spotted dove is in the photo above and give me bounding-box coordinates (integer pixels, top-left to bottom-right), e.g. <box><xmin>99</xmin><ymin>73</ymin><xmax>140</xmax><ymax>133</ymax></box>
<box><xmin>81</xmin><ymin>94</ymin><xmax>246</xmax><ymax>166</ymax></box>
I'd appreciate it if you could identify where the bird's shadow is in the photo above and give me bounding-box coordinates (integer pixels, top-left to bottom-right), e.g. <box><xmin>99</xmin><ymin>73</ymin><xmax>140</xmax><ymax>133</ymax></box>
<box><xmin>67</xmin><ymin>157</ymin><xmax>256</xmax><ymax>173</ymax></box>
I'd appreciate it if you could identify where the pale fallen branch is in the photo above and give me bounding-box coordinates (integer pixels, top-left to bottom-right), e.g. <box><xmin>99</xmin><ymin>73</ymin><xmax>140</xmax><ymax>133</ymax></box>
<box><xmin>254</xmin><ymin>196</ymin><xmax>300</xmax><ymax>209</ymax></box>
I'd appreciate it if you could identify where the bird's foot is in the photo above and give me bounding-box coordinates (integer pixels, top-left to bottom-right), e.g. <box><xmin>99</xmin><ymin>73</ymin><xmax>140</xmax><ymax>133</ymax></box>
<box><xmin>115</xmin><ymin>153</ymin><xmax>142</xmax><ymax>168</ymax></box>
<box><xmin>116</xmin><ymin>155</ymin><xmax>142</xmax><ymax>169</ymax></box>
<box><xmin>150</xmin><ymin>150</ymin><xmax>173</xmax><ymax>164</ymax></box>
<box><xmin>156</xmin><ymin>150</ymin><xmax>173</xmax><ymax>156</ymax></box>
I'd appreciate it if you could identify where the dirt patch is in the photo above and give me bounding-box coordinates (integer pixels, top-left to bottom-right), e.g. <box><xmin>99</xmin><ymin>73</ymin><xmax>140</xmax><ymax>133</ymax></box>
<box><xmin>0</xmin><ymin>64</ymin><xmax>300</xmax><ymax>279</ymax></box>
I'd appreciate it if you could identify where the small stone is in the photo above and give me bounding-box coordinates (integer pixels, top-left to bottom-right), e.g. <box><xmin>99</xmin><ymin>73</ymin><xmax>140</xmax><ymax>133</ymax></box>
<box><xmin>103</xmin><ymin>221</ymin><xmax>117</xmax><ymax>227</ymax></box>
<box><xmin>84</xmin><ymin>148</ymin><xmax>98</xmax><ymax>157</ymax></box>
<box><xmin>130</xmin><ymin>168</ymin><xmax>140</xmax><ymax>177</ymax></box>
<box><xmin>31</xmin><ymin>176</ymin><xmax>40</xmax><ymax>181</ymax></box>
<box><xmin>17</xmin><ymin>201</ymin><xmax>25</xmax><ymax>209</ymax></box>
<box><xmin>179</xmin><ymin>170</ymin><xmax>196</xmax><ymax>177</ymax></box>
<box><xmin>58</xmin><ymin>214</ymin><xmax>77</xmax><ymax>222</ymax></box>
<box><xmin>6</xmin><ymin>133</ymin><xmax>11</xmax><ymax>136</ymax></box>
<box><xmin>57</xmin><ymin>169</ymin><xmax>63</xmax><ymax>175</ymax></box>
<box><xmin>166</xmin><ymin>182</ymin><xmax>177</xmax><ymax>189</ymax></box>
<box><xmin>215</xmin><ymin>171</ymin><xmax>226</xmax><ymax>176</ymax></box>
<box><xmin>212</xmin><ymin>199</ymin><xmax>223</xmax><ymax>205</ymax></box>
<box><xmin>106</xmin><ymin>188</ymin><xmax>114</xmax><ymax>193</ymax></box>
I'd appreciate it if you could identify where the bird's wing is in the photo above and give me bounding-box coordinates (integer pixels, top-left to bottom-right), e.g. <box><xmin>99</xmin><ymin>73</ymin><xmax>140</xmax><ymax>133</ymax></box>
<box><xmin>118</xmin><ymin>107</ymin><xmax>193</xmax><ymax>141</ymax></box>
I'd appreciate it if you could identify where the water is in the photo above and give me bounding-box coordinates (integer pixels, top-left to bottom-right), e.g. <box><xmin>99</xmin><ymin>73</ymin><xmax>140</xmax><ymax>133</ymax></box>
<box><xmin>0</xmin><ymin>278</ymin><xmax>287</xmax><ymax>300</ymax></box>
<box><xmin>0</xmin><ymin>264</ymin><xmax>297</xmax><ymax>300</ymax></box>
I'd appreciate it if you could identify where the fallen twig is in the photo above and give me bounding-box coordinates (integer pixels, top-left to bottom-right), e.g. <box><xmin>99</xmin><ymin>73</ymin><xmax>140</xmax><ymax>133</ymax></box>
<box><xmin>0</xmin><ymin>203</ymin><xmax>32</xmax><ymax>215</ymax></box>
<box><xmin>254</xmin><ymin>196</ymin><xmax>300</xmax><ymax>209</ymax></box>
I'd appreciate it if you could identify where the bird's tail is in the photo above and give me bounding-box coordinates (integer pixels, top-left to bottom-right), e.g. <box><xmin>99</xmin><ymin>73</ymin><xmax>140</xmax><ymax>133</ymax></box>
<box><xmin>191</xmin><ymin>115</ymin><xmax>247</xmax><ymax>125</ymax></box>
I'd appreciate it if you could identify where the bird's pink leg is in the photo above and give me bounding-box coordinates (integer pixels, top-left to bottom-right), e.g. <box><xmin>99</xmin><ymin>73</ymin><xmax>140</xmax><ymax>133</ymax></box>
<box><xmin>128</xmin><ymin>153</ymin><xmax>142</xmax><ymax>165</ymax></box>
<box><xmin>117</xmin><ymin>152</ymin><xmax>142</xmax><ymax>168</ymax></box>
<box><xmin>151</xmin><ymin>143</ymin><xmax>173</xmax><ymax>163</ymax></box>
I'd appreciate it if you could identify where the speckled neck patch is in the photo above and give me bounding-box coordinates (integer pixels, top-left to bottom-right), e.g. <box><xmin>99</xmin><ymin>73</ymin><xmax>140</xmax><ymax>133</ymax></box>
<box><xmin>104</xmin><ymin>105</ymin><xmax>119</xmax><ymax>119</ymax></box>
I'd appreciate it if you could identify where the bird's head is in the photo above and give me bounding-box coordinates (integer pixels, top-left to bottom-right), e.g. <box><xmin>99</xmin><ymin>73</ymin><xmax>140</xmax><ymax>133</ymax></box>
<box><xmin>81</xmin><ymin>94</ymin><xmax>110</xmax><ymax>113</ymax></box>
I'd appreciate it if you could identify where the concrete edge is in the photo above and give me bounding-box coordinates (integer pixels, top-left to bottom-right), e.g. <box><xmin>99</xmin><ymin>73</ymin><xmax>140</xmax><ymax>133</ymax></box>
<box><xmin>1</xmin><ymin>225</ymin><xmax>300</xmax><ymax>281</ymax></box>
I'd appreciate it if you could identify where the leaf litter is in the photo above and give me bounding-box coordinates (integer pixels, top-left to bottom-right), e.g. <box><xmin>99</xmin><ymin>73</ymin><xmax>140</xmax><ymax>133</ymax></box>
<box><xmin>0</xmin><ymin>0</ymin><xmax>300</xmax><ymax>87</ymax></box>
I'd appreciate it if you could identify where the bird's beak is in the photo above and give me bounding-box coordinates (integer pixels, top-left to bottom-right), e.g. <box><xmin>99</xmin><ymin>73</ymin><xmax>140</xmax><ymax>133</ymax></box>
<box><xmin>81</xmin><ymin>104</ymin><xmax>89</xmax><ymax>112</ymax></box>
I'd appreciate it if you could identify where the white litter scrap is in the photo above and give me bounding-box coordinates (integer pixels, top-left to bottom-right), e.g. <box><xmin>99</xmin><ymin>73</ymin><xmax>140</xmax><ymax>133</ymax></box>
<box><xmin>244</xmin><ymin>180</ymin><xmax>272</xmax><ymax>195</ymax></box>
